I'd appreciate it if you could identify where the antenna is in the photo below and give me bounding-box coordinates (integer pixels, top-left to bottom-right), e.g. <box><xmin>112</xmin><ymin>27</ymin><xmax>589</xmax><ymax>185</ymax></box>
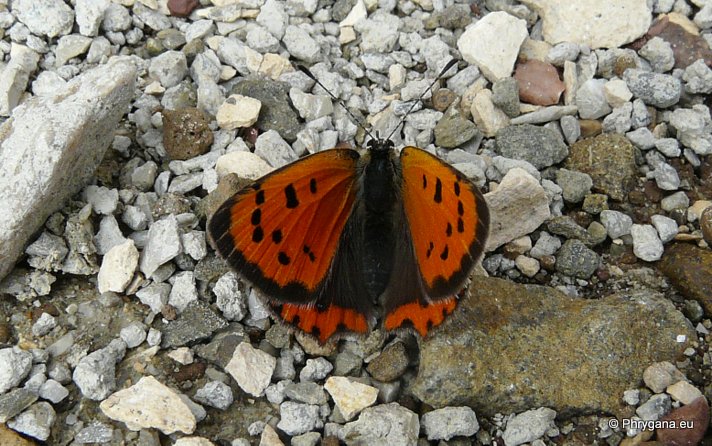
<box><xmin>385</xmin><ymin>59</ymin><xmax>458</xmax><ymax>141</ymax></box>
<box><xmin>298</xmin><ymin>59</ymin><xmax>458</xmax><ymax>145</ymax></box>
<box><xmin>297</xmin><ymin>65</ymin><xmax>376</xmax><ymax>142</ymax></box>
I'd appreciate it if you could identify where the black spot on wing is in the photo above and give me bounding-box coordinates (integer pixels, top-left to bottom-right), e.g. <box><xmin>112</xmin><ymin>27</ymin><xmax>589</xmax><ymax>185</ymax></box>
<box><xmin>434</xmin><ymin>178</ymin><xmax>442</xmax><ymax>203</ymax></box>
<box><xmin>440</xmin><ymin>245</ymin><xmax>449</xmax><ymax>260</ymax></box>
<box><xmin>252</xmin><ymin>226</ymin><xmax>264</xmax><ymax>243</ymax></box>
<box><xmin>422</xmin><ymin>174</ymin><xmax>427</xmax><ymax>189</ymax></box>
<box><xmin>285</xmin><ymin>184</ymin><xmax>299</xmax><ymax>208</ymax></box>
<box><xmin>309</xmin><ymin>178</ymin><xmax>317</xmax><ymax>194</ymax></box>
<box><xmin>272</xmin><ymin>229</ymin><xmax>282</xmax><ymax>243</ymax></box>
<box><xmin>278</xmin><ymin>251</ymin><xmax>291</xmax><ymax>265</ymax></box>
<box><xmin>454</xmin><ymin>181</ymin><xmax>461</xmax><ymax>196</ymax></box>
<box><xmin>457</xmin><ymin>217</ymin><xmax>464</xmax><ymax>233</ymax></box>
<box><xmin>303</xmin><ymin>245</ymin><xmax>316</xmax><ymax>262</ymax></box>
<box><xmin>457</xmin><ymin>200</ymin><xmax>464</xmax><ymax>216</ymax></box>
<box><xmin>251</xmin><ymin>209</ymin><xmax>261</xmax><ymax>225</ymax></box>
<box><xmin>446</xmin><ymin>222</ymin><xmax>452</xmax><ymax>237</ymax></box>
<box><xmin>255</xmin><ymin>190</ymin><xmax>265</xmax><ymax>205</ymax></box>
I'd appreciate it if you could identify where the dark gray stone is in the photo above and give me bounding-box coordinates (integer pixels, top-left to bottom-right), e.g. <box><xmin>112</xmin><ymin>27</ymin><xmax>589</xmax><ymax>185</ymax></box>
<box><xmin>555</xmin><ymin>239</ymin><xmax>600</xmax><ymax>279</ymax></box>
<box><xmin>231</xmin><ymin>78</ymin><xmax>301</xmax><ymax>142</ymax></box>
<box><xmin>161</xmin><ymin>300</ymin><xmax>228</xmax><ymax>348</ymax></box>
<box><xmin>495</xmin><ymin>124</ymin><xmax>568</xmax><ymax>169</ymax></box>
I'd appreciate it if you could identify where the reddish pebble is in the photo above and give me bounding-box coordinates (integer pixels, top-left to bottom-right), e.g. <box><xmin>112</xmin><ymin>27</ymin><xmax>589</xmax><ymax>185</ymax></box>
<box><xmin>513</xmin><ymin>60</ymin><xmax>565</xmax><ymax>106</ymax></box>
<box><xmin>167</xmin><ymin>0</ymin><xmax>199</xmax><ymax>17</ymax></box>
<box><xmin>645</xmin><ymin>17</ymin><xmax>712</xmax><ymax>69</ymax></box>
<box><xmin>656</xmin><ymin>397</ymin><xmax>709</xmax><ymax>446</ymax></box>
<box><xmin>172</xmin><ymin>362</ymin><xmax>207</xmax><ymax>382</ymax></box>
<box><xmin>243</xmin><ymin>127</ymin><xmax>260</xmax><ymax>146</ymax></box>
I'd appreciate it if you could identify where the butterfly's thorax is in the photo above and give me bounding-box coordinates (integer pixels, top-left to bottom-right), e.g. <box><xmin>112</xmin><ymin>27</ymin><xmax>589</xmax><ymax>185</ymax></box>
<box><xmin>357</xmin><ymin>147</ymin><xmax>401</xmax><ymax>302</ymax></box>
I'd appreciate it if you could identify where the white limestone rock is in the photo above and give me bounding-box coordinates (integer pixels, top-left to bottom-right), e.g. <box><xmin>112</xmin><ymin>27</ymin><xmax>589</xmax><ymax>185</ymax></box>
<box><xmin>520</xmin><ymin>0</ymin><xmax>651</xmax><ymax>49</ymax></box>
<box><xmin>457</xmin><ymin>12</ymin><xmax>528</xmax><ymax>82</ymax></box>
<box><xmin>100</xmin><ymin>376</ymin><xmax>196</xmax><ymax>435</ymax></box>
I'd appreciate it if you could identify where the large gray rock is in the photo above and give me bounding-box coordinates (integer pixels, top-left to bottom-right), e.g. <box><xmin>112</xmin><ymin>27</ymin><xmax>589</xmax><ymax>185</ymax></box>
<box><xmin>0</xmin><ymin>57</ymin><xmax>136</xmax><ymax>282</ymax></box>
<box><xmin>412</xmin><ymin>277</ymin><xmax>694</xmax><ymax>417</ymax></box>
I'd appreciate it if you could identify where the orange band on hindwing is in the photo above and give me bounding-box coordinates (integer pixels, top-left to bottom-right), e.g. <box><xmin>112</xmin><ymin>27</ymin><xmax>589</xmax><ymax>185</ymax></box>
<box><xmin>272</xmin><ymin>302</ymin><xmax>369</xmax><ymax>344</ymax></box>
<box><xmin>383</xmin><ymin>297</ymin><xmax>457</xmax><ymax>337</ymax></box>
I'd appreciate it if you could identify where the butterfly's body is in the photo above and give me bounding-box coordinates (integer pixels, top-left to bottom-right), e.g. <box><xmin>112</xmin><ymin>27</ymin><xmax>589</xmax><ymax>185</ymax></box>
<box><xmin>355</xmin><ymin>143</ymin><xmax>402</xmax><ymax>306</ymax></box>
<box><xmin>209</xmin><ymin>141</ymin><xmax>489</xmax><ymax>344</ymax></box>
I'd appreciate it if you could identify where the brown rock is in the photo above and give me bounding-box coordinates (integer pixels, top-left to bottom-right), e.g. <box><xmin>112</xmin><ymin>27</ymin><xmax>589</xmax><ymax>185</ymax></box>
<box><xmin>656</xmin><ymin>397</ymin><xmax>709</xmax><ymax>446</ymax></box>
<box><xmin>412</xmin><ymin>277</ymin><xmax>694</xmax><ymax>417</ymax></box>
<box><xmin>566</xmin><ymin>134</ymin><xmax>638</xmax><ymax>201</ymax></box>
<box><xmin>644</xmin><ymin>181</ymin><xmax>663</xmax><ymax>203</ymax></box>
<box><xmin>30</xmin><ymin>303</ymin><xmax>60</xmax><ymax>322</ymax></box>
<box><xmin>241</xmin><ymin>127</ymin><xmax>260</xmax><ymax>146</ymax></box>
<box><xmin>0</xmin><ymin>322</ymin><xmax>12</xmax><ymax>344</ymax></box>
<box><xmin>514</xmin><ymin>60</ymin><xmax>565</xmax><ymax>106</ymax></box>
<box><xmin>659</xmin><ymin>243</ymin><xmax>712</xmax><ymax>315</ymax></box>
<box><xmin>579</xmin><ymin>119</ymin><xmax>602</xmax><ymax>138</ymax></box>
<box><xmin>700</xmin><ymin>207</ymin><xmax>712</xmax><ymax>245</ymax></box>
<box><xmin>322</xmin><ymin>436</ymin><xmax>340</xmax><ymax>446</ymax></box>
<box><xmin>172</xmin><ymin>361</ymin><xmax>207</xmax><ymax>382</ymax></box>
<box><xmin>161</xmin><ymin>304</ymin><xmax>177</xmax><ymax>321</ymax></box>
<box><xmin>629</xmin><ymin>190</ymin><xmax>647</xmax><ymax>206</ymax></box>
<box><xmin>167</xmin><ymin>0</ymin><xmax>199</xmax><ymax>17</ymax></box>
<box><xmin>162</xmin><ymin>108</ymin><xmax>213</xmax><ymax>160</ymax></box>
<box><xmin>432</xmin><ymin>88</ymin><xmax>457</xmax><ymax>112</ymax></box>
<box><xmin>366</xmin><ymin>341</ymin><xmax>409</xmax><ymax>382</ymax></box>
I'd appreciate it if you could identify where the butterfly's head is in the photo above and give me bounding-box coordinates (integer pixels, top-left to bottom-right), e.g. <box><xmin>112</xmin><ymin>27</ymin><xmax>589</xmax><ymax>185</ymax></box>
<box><xmin>366</xmin><ymin>137</ymin><xmax>395</xmax><ymax>154</ymax></box>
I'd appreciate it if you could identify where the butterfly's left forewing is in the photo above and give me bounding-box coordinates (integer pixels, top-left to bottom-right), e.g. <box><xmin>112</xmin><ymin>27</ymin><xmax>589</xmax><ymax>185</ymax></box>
<box><xmin>383</xmin><ymin>146</ymin><xmax>489</xmax><ymax>335</ymax></box>
<box><xmin>208</xmin><ymin>149</ymin><xmax>369</xmax><ymax>342</ymax></box>
<box><xmin>399</xmin><ymin>146</ymin><xmax>489</xmax><ymax>295</ymax></box>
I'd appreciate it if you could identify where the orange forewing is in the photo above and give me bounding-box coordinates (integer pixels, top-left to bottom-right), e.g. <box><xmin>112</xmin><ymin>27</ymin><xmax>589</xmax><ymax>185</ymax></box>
<box><xmin>209</xmin><ymin>149</ymin><xmax>359</xmax><ymax>301</ymax></box>
<box><xmin>272</xmin><ymin>302</ymin><xmax>369</xmax><ymax>344</ymax></box>
<box><xmin>399</xmin><ymin>146</ymin><xmax>489</xmax><ymax>298</ymax></box>
<box><xmin>383</xmin><ymin>297</ymin><xmax>457</xmax><ymax>337</ymax></box>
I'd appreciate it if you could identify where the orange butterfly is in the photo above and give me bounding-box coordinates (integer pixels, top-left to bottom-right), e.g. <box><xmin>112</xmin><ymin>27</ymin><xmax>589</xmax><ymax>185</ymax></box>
<box><xmin>208</xmin><ymin>64</ymin><xmax>489</xmax><ymax>344</ymax></box>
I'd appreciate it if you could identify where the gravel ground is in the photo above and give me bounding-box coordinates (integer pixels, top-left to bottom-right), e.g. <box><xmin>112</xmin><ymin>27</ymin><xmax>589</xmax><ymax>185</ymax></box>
<box><xmin>0</xmin><ymin>0</ymin><xmax>711</xmax><ymax>445</ymax></box>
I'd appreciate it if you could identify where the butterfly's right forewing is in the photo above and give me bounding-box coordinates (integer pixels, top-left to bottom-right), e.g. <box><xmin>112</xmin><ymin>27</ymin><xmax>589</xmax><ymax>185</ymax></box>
<box><xmin>208</xmin><ymin>149</ymin><xmax>360</xmax><ymax>302</ymax></box>
<box><xmin>208</xmin><ymin>149</ymin><xmax>375</xmax><ymax>343</ymax></box>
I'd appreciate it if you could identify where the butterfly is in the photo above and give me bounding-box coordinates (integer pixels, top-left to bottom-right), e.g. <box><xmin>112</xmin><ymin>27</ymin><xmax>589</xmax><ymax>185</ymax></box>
<box><xmin>208</xmin><ymin>65</ymin><xmax>490</xmax><ymax>345</ymax></box>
